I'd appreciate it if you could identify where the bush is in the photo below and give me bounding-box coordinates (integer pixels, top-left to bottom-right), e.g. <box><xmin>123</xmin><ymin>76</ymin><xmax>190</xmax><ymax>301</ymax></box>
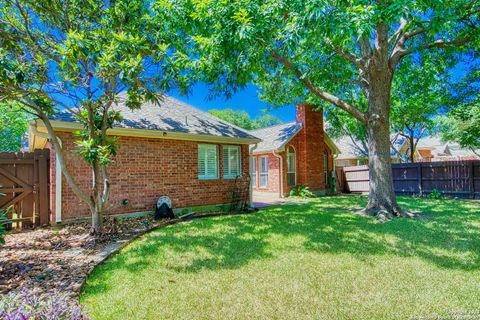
<box><xmin>0</xmin><ymin>289</ymin><xmax>87</xmax><ymax>320</ymax></box>
<box><xmin>0</xmin><ymin>189</ymin><xmax>9</xmax><ymax>245</ymax></box>
<box><xmin>289</xmin><ymin>185</ymin><xmax>315</xmax><ymax>198</ymax></box>
<box><xmin>430</xmin><ymin>188</ymin><xmax>443</xmax><ymax>200</ymax></box>
<box><xmin>0</xmin><ymin>208</ymin><xmax>10</xmax><ymax>246</ymax></box>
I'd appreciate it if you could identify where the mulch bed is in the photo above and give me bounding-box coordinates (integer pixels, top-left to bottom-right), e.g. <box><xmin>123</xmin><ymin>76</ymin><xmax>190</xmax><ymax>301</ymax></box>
<box><xmin>0</xmin><ymin>216</ymin><xmax>170</xmax><ymax>298</ymax></box>
<box><xmin>0</xmin><ymin>209</ymin><xmax>254</xmax><ymax>312</ymax></box>
<box><xmin>0</xmin><ymin>213</ymin><xmax>251</xmax><ymax>299</ymax></box>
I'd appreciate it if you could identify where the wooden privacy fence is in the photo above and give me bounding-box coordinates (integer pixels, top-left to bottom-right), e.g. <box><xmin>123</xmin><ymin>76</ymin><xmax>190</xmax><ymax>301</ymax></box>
<box><xmin>338</xmin><ymin>160</ymin><xmax>480</xmax><ymax>199</ymax></box>
<box><xmin>0</xmin><ymin>149</ymin><xmax>50</xmax><ymax>228</ymax></box>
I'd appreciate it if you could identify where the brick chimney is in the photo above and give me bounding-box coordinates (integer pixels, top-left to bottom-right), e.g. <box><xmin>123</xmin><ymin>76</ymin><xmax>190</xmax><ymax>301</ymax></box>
<box><xmin>295</xmin><ymin>103</ymin><xmax>326</xmax><ymax>192</ymax></box>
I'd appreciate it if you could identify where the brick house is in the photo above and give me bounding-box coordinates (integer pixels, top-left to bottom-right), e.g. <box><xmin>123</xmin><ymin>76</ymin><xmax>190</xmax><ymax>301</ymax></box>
<box><xmin>29</xmin><ymin>95</ymin><xmax>260</xmax><ymax>222</ymax></box>
<box><xmin>249</xmin><ymin>104</ymin><xmax>340</xmax><ymax>197</ymax></box>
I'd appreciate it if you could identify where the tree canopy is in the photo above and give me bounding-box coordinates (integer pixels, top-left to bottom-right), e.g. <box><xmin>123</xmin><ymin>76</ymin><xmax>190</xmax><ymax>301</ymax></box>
<box><xmin>0</xmin><ymin>0</ymin><xmax>184</xmax><ymax>231</ymax></box>
<box><xmin>0</xmin><ymin>103</ymin><xmax>31</xmax><ymax>152</ymax></box>
<box><xmin>439</xmin><ymin>60</ymin><xmax>480</xmax><ymax>156</ymax></box>
<box><xmin>156</xmin><ymin>0</ymin><xmax>478</xmax><ymax>114</ymax></box>
<box><xmin>208</xmin><ymin>108</ymin><xmax>282</xmax><ymax>130</ymax></box>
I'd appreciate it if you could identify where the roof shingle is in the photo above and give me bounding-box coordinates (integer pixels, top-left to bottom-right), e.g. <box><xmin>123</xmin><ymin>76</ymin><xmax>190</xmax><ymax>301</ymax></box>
<box><xmin>52</xmin><ymin>94</ymin><xmax>259</xmax><ymax>141</ymax></box>
<box><xmin>249</xmin><ymin>122</ymin><xmax>302</xmax><ymax>153</ymax></box>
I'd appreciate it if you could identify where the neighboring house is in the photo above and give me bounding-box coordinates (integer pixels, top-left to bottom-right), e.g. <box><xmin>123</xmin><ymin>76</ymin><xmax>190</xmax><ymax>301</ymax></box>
<box><xmin>249</xmin><ymin>104</ymin><xmax>340</xmax><ymax>197</ymax></box>
<box><xmin>333</xmin><ymin>136</ymin><xmax>369</xmax><ymax>167</ymax></box>
<box><xmin>396</xmin><ymin>135</ymin><xmax>480</xmax><ymax>162</ymax></box>
<box><xmin>28</xmin><ymin>95</ymin><xmax>260</xmax><ymax>222</ymax></box>
<box><xmin>333</xmin><ymin>134</ymin><xmax>409</xmax><ymax>167</ymax></box>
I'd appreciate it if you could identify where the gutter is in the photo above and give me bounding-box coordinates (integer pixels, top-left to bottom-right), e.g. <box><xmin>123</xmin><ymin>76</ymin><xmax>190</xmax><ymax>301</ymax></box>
<box><xmin>30</xmin><ymin>121</ymin><xmax>63</xmax><ymax>223</ymax></box>
<box><xmin>272</xmin><ymin>150</ymin><xmax>284</xmax><ymax>198</ymax></box>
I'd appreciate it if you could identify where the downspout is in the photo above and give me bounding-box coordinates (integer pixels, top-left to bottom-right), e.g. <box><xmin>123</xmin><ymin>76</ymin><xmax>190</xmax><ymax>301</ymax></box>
<box><xmin>272</xmin><ymin>150</ymin><xmax>284</xmax><ymax>198</ymax></box>
<box><xmin>333</xmin><ymin>153</ymin><xmax>339</xmax><ymax>165</ymax></box>
<box><xmin>249</xmin><ymin>143</ymin><xmax>258</xmax><ymax>208</ymax></box>
<box><xmin>31</xmin><ymin>122</ymin><xmax>63</xmax><ymax>223</ymax></box>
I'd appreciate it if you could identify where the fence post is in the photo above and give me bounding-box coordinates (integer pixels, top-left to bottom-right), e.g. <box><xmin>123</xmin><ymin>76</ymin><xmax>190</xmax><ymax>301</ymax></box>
<box><xmin>417</xmin><ymin>162</ymin><xmax>423</xmax><ymax>196</ymax></box>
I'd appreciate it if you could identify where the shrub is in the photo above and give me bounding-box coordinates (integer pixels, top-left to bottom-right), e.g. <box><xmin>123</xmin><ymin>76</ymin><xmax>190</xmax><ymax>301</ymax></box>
<box><xmin>289</xmin><ymin>185</ymin><xmax>315</xmax><ymax>198</ymax></box>
<box><xmin>0</xmin><ymin>211</ymin><xmax>8</xmax><ymax>246</ymax></box>
<box><xmin>0</xmin><ymin>289</ymin><xmax>87</xmax><ymax>320</ymax></box>
<box><xmin>430</xmin><ymin>188</ymin><xmax>443</xmax><ymax>200</ymax></box>
<box><xmin>0</xmin><ymin>189</ymin><xmax>9</xmax><ymax>245</ymax></box>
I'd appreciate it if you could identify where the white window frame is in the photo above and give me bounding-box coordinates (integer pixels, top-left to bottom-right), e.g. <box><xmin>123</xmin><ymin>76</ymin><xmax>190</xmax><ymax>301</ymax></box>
<box><xmin>223</xmin><ymin>145</ymin><xmax>241</xmax><ymax>179</ymax></box>
<box><xmin>260</xmin><ymin>156</ymin><xmax>268</xmax><ymax>188</ymax></box>
<box><xmin>198</xmin><ymin>144</ymin><xmax>219</xmax><ymax>180</ymax></box>
<box><xmin>250</xmin><ymin>156</ymin><xmax>257</xmax><ymax>186</ymax></box>
<box><xmin>286</xmin><ymin>146</ymin><xmax>296</xmax><ymax>187</ymax></box>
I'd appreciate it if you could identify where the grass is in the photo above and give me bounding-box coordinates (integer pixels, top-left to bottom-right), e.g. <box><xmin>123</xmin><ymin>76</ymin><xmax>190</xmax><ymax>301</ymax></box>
<box><xmin>80</xmin><ymin>196</ymin><xmax>480</xmax><ymax>319</ymax></box>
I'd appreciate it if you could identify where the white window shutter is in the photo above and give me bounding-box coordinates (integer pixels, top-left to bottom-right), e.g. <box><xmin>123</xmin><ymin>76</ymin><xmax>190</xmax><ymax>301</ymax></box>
<box><xmin>198</xmin><ymin>144</ymin><xmax>218</xmax><ymax>180</ymax></box>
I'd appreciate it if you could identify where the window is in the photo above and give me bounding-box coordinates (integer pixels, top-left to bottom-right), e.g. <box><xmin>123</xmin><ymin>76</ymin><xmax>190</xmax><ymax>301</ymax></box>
<box><xmin>250</xmin><ymin>156</ymin><xmax>257</xmax><ymax>186</ymax></box>
<box><xmin>260</xmin><ymin>156</ymin><xmax>268</xmax><ymax>187</ymax></box>
<box><xmin>286</xmin><ymin>146</ymin><xmax>296</xmax><ymax>187</ymax></box>
<box><xmin>223</xmin><ymin>145</ymin><xmax>241</xmax><ymax>179</ymax></box>
<box><xmin>198</xmin><ymin>144</ymin><xmax>218</xmax><ymax>180</ymax></box>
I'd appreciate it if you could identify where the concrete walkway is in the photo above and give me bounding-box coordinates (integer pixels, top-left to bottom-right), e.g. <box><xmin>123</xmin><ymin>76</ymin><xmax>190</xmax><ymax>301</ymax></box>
<box><xmin>252</xmin><ymin>192</ymin><xmax>286</xmax><ymax>208</ymax></box>
<box><xmin>252</xmin><ymin>191</ymin><xmax>306</xmax><ymax>208</ymax></box>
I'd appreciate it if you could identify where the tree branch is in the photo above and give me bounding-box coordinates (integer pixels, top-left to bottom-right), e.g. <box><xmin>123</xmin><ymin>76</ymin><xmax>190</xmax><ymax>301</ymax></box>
<box><xmin>409</xmin><ymin>37</ymin><xmax>472</xmax><ymax>54</ymax></box>
<box><xmin>347</xmin><ymin>134</ymin><xmax>368</xmax><ymax>157</ymax></box>
<box><xmin>390</xmin><ymin>36</ymin><xmax>473</xmax><ymax>69</ymax></box>
<box><xmin>470</xmin><ymin>147</ymin><xmax>480</xmax><ymax>158</ymax></box>
<box><xmin>324</xmin><ymin>38</ymin><xmax>365</xmax><ymax>70</ymax></box>
<box><xmin>388</xmin><ymin>17</ymin><xmax>408</xmax><ymax>45</ymax></box>
<box><xmin>270</xmin><ymin>51</ymin><xmax>367</xmax><ymax>124</ymax></box>
<box><xmin>404</xmin><ymin>29</ymin><xmax>427</xmax><ymax>40</ymax></box>
<box><xmin>20</xmin><ymin>98</ymin><xmax>93</xmax><ymax>208</ymax></box>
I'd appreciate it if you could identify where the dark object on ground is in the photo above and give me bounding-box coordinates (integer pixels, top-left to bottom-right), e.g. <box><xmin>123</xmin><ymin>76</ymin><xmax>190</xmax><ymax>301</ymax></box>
<box><xmin>155</xmin><ymin>203</ymin><xmax>174</xmax><ymax>220</ymax></box>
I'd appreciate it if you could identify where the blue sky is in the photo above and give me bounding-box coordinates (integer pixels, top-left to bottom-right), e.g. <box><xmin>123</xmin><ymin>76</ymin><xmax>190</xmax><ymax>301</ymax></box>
<box><xmin>168</xmin><ymin>83</ymin><xmax>296</xmax><ymax>123</ymax></box>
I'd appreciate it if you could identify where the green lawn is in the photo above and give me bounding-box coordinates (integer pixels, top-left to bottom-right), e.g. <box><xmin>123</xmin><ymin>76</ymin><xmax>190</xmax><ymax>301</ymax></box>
<box><xmin>80</xmin><ymin>196</ymin><xmax>480</xmax><ymax>320</ymax></box>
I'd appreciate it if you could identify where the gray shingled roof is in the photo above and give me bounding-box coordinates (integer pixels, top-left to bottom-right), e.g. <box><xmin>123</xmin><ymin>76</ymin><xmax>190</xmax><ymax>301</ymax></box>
<box><xmin>249</xmin><ymin>122</ymin><xmax>302</xmax><ymax>153</ymax></box>
<box><xmin>51</xmin><ymin>94</ymin><xmax>259</xmax><ymax>141</ymax></box>
<box><xmin>333</xmin><ymin>136</ymin><xmax>368</xmax><ymax>160</ymax></box>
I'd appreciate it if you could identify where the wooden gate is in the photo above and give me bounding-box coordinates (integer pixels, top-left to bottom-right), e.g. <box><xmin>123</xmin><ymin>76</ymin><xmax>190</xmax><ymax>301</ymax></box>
<box><xmin>0</xmin><ymin>149</ymin><xmax>50</xmax><ymax>228</ymax></box>
<box><xmin>335</xmin><ymin>168</ymin><xmax>346</xmax><ymax>193</ymax></box>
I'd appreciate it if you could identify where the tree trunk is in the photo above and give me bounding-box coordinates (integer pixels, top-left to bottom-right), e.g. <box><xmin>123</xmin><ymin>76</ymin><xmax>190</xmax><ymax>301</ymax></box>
<box><xmin>365</xmin><ymin>72</ymin><xmax>404</xmax><ymax>218</ymax></box>
<box><xmin>90</xmin><ymin>161</ymin><xmax>104</xmax><ymax>234</ymax></box>
<box><xmin>409</xmin><ymin>135</ymin><xmax>415</xmax><ymax>163</ymax></box>
<box><xmin>365</xmin><ymin>118</ymin><xmax>403</xmax><ymax>217</ymax></box>
<box><xmin>91</xmin><ymin>205</ymin><xmax>103</xmax><ymax>234</ymax></box>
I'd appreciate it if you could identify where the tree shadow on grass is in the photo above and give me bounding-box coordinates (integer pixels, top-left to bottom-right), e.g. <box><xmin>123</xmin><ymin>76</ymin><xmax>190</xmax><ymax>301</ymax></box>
<box><xmin>83</xmin><ymin>196</ymin><xmax>480</xmax><ymax>296</ymax></box>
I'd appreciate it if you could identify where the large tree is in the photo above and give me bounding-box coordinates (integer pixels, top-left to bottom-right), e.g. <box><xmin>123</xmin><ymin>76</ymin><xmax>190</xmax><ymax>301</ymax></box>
<box><xmin>0</xmin><ymin>0</ymin><xmax>182</xmax><ymax>232</ymax></box>
<box><xmin>208</xmin><ymin>108</ymin><xmax>282</xmax><ymax>130</ymax></box>
<box><xmin>156</xmin><ymin>0</ymin><xmax>480</xmax><ymax>218</ymax></box>
<box><xmin>327</xmin><ymin>53</ymin><xmax>449</xmax><ymax>163</ymax></box>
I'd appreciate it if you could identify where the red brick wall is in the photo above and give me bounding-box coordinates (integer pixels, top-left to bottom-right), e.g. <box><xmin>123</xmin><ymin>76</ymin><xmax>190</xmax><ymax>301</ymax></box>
<box><xmin>294</xmin><ymin>104</ymin><xmax>327</xmax><ymax>192</ymax></box>
<box><xmin>251</xmin><ymin>153</ymin><xmax>281</xmax><ymax>194</ymax></box>
<box><xmin>49</xmin><ymin>132</ymin><xmax>250</xmax><ymax>220</ymax></box>
<box><xmin>252</xmin><ymin>103</ymin><xmax>334</xmax><ymax>196</ymax></box>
